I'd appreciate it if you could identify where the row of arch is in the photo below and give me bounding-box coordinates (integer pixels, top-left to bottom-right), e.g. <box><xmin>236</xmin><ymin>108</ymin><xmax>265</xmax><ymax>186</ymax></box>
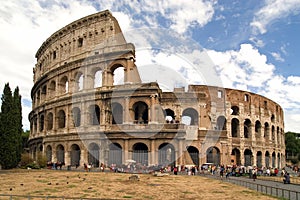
<box><xmin>44</xmin><ymin>142</ymin><xmax>282</xmax><ymax>169</ymax></box>
<box><xmin>33</xmin><ymin>66</ymin><xmax>125</xmax><ymax>107</ymax></box>
<box><xmin>31</xmin><ymin>102</ymin><xmax>200</xmax><ymax>134</ymax></box>
<box><xmin>231</xmin><ymin>118</ymin><xmax>284</xmax><ymax>144</ymax></box>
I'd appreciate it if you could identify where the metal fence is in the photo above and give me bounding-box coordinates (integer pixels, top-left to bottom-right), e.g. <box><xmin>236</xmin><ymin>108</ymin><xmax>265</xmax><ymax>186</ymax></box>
<box><xmin>200</xmin><ymin>173</ymin><xmax>300</xmax><ymax>200</ymax></box>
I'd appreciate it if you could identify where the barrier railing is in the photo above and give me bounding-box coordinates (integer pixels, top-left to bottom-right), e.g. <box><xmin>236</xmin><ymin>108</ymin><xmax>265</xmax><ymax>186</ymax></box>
<box><xmin>199</xmin><ymin>174</ymin><xmax>300</xmax><ymax>200</ymax></box>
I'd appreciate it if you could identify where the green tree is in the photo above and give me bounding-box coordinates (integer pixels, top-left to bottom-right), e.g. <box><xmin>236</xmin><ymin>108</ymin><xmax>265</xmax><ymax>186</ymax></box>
<box><xmin>13</xmin><ymin>87</ymin><xmax>22</xmax><ymax>162</ymax></box>
<box><xmin>0</xmin><ymin>83</ymin><xmax>22</xmax><ymax>169</ymax></box>
<box><xmin>285</xmin><ymin>131</ymin><xmax>300</xmax><ymax>162</ymax></box>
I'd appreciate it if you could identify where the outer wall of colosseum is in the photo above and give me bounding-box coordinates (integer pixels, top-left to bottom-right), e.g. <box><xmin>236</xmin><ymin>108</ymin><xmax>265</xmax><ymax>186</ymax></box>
<box><xmin>28</xmin><ymin>10</ymin><xmax>285</xmax><ymax>169</ymax></box>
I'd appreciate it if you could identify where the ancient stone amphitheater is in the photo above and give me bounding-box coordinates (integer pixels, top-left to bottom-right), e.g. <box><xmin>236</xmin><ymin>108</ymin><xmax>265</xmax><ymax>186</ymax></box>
<box><xmin>28</xmin><ymin>10</ymin><xmax>285</xmax><ymax>169</ymax></box>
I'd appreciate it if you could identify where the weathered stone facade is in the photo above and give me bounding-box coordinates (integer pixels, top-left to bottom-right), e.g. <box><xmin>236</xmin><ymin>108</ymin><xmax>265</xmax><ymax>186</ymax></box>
<box><xmin>29</xmin><ymin>10</ymin><xmax>285</xmax><ymax>169</ymax></box>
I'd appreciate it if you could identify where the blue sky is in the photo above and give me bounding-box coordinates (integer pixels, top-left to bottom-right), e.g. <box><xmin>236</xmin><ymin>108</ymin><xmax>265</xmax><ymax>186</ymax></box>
<box><xmin>0</xmin><ymin>0</ymin><xmax>300</xmax><ymax>132</ymax></box>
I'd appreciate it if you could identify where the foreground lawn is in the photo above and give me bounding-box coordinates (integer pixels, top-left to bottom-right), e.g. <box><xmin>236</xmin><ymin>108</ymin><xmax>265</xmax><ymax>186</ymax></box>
<box><xmin>0</xmin><ymin>169</ymin><xmax>277</xmax><ymax>200</ymax></box>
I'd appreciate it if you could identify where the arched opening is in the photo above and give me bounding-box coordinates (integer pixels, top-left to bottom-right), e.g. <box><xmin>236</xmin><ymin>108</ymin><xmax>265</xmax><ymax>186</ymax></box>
<box><xmin>255</xmin><ymin>120</ymin><xmax>262</xmax><ymax>138</ymax></box>
<box><xmin>277</xmin><ymin>127</ymin><xmax>280</xmax><ymax>144</ymax></box>
<box><xmin>264</xmin><ymin>122</ymin><xmax>269</xmax><ymax>140</ymax></box>
<box><xmin>89</xmin><ymin>105</ymin><xmax>100</xmax><ymax>125</ymax></box>
<box><xmin>231</xmin><ymin>106</ymin><xmax>239</xmax><ymax>115</ymax></box>
<box><xmin>231</xmin><ymin>118</ymin><xmax>239</xmax><ymax>137</ymax></box>
<box><xmin>49</xmin><ymin>80</ymin><xmax>56</xmax><ymax>98</ymax></box>
<box><xmin>158</xmin><ymin>143</ymin><xmax>176</xmax><ymax>167</ymax></box>
<box><xmin>132</xmin><ymin>143</ymin><xmax>148</xmax><ymax>165</ymax></box>
<box><xmin>206</xmin><ymin>147</ymin><xmax>220</xmax><ymax>165</ymax></box>
<box><xmin>257</xmin><ymin>151</ymin><xmax>262</xmax><ymax>168</ymax></box>
<box><xmin>72</xmin><ymin>107</ymin><xmax>81</xmax><ymax>127</ymax></box>
<box><xmin>186</xmin><ymin>146</ymin><xmax>199</xmax><ymax>166</ymax></box>
<box><xmin>271</xmin><ymin>126</ymin><xmax>275</xmax><ymax>141</ymax></box>
<box><xmin>277</xmin><ymin>153</ymin><xmax>281</xmax><ymax>169</ymax></box>
<box><xmin>70</xmin><ymin>144</ymin><xmax>81</xmax><ymax>167</ymax></box>
<box><xmin>231</xmin><ymin>148</ymin><xmax>241</xmax><ymax>165</ymax></box>
<box><xmin>244</xmin><ymin>119</ymin><xmax>251</xmax><ymax>138</ymax></box>
<box><xmin>182</xmin><ymin>108</ymin><xmax>199</xmax><ymax>125</ymax></box>
<box><xmin>112</xmin><ymin>103</ymin><xmax>123</xmax><ymax>124</ymax></box>
<box><xmin>57</xmin><ymin>110</ymin><xmax>66</xmax><ymax>128</ymax></box>
<box><xmin>108</xmin><ymin>143</ymin><xmax>122</xmax><ymax>166</ymax></box>
<box><xmin>46</xmin><ymin>145</ymin><xmax>52</xmax><ymax>162</ymax></box>
<box><xmin>113</xmin><ymin>66</ymin><xmax>124</xmax><ymax>85</ymax></box>
<box><xmin>164</xmin><ymin>108</ymin><xmax>175</xmax><ymax>123</ymax></box>
<box><xmin>56</xmin><ymin>144</ymin><xmax>65</xmax><ymax>163</ymax></box>
<box><xmin>60</xmin><ymin>76</ymin><xmax>68</xmax><ymax>94</ymax></box>
<box><xmin>216</xmin><ymin>116</ymin><xmax>226</xmax><ymax>130</ymax></box>
<box><xmin>272</xmin><ymin>152</ymin><xmax>276</xmax><ymax>168</ymax></box>
<box><xmin>133</xmin><ymin>101</ymin><xmax>148</xmax><ymax>124</ymax></box>
<box><xmin>244</xmin><ymin>149</ymin><xmax>253</xmax><ymax>166</ymax></box>
<box><xmin>271</xmin><ymin>114</ymin><xmax>275</xmax><ymax>123</ymax></box>
<box><xmin>47</xmin><ymin>112</ymin><xmax>53</xmax><ymax>130</ymax></box>
<box><xmin>39</xmin><ymin>114</ymin><xmax>44</xmax><ymax>132</ymax></box>
<box><xmin>94</xmin><ymin>70</ymin><xmax>102</xmax><ymax>88</ymax></box>
<box><xmin>88</xmin><ymin>143</ymin><xmax>100</xmax><ymax>167</ymax></box>
<box><xmin>265</xmin><ymin>151</ymin><xmax>270</xmax><ymax>168</ymax></box>
<box><xmin>75</xmin><ymin>73</ymin><xmax>84</xmax><ymax>91</ymax></box>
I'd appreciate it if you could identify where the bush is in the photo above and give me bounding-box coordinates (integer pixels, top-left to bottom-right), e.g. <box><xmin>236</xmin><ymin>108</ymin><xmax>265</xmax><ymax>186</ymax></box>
<box><xmin>36</xmin><ymin>152</ymin><xmax>47</xmax><ymax>168</ymax></box>
<box><xmin>19</xmin><ymin>153</ymin><xmax>34</xmax><ymax>168</ymax></box>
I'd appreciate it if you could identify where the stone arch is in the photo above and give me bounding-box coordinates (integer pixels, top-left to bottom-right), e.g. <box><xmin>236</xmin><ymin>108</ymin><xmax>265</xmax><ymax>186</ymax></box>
<box><xmin>72</xmin><ymin>107</ymin><xmax>81</xmax><ymax>127</ymax></box>
<box><xmin>186</xmin><ymin>146</ymin><xmax>199</xmax><ymax>166</ymax></box>
<box><xmin>74</xmin><ymin>72</ymin><xmax>84</xmax><ymax>91</ymax></box>
<box><xmin>39</xmin><ymin>114</ymin><xmax>44</xmax><ymax>132</ymax></box>
<box><xmin>277</xmin><ymin>153</ymin><xmax>281</xmax><ymax>169</ymax></box>
<box><xmin>231</xmin><ymin>148</ymin><xmax>241</xmax><ymax>165</ymax></box>
<box><xmin>206</xmin><ymin>146</ymin><xmax>220</xmax><ymax>165</ymax></box>
<box><xmin>271</xmin><ymin>126</ymin><xmax>275</xmax><ymax>141</ymax></box>
<box><xmin>133</xmin><ymin>101</ymin><xmax>149</xmax><ymax>124</ymax></box>
<box><xmin>182</xmin><ymin>108</ymin><xmax>199</xmax><ymax>125</ymax></box>
<box><xmin>46</xmin><ymin>145</ymin><xmax>52</xmax><ymax>162</ymax></box>
<box><xmin>164</xmin><ymin>108</ymin><xmax>175</xmax><ymax>123</ymax></box>
<box><xmin>264</xmin><ymin>122</ymin><xmax>269</xmax><ymax>140</ymax></box>
<box><xmin>244</xmin><ymin>149</ymin><xmax>253</xmax><ymax>166</ymax></box>
<box><xmin>231</xmin><ymin>118</ymin><xmax>239</xmax><ymax>137</ymax></box>
<box><xmin>158</xmin><ymin>143</ymin><xmax>176</xmax><ymax>167</ymax></box>
<box><xmin>272</xmin><ymin>152</ymin><xmax>276</xmax><ymax>168</ymax></box>
<box><xmin>89</xmin><ymin>104</ymin><xmax>100</xmax><ymax>125</ymax></box>
<box><xmin>112</xmin><ymin>102</ymin><xmax>123</xmax><ymax>124</ymax></box>
<box><xmin>216</xmin><ymin>115</ymin><xmax>226</xmax><ymax>130</ymax></box>
<box><xmin>93</xmin><ymin>69</ymin><xmax>102</xmax><ymax>88</ymax></box>
<box><xmin>277</xmin><ymin>127</ymin><xmax>280</xmax><ymax>144</ymax></box>
<box><xmin>70</xmin><ymin>144</ymin><xmax>81</xmax><ymax>167</ymax></box>
<box><xmin>47</xmin><ymin>112</ymin><xmax>53</xmax><ymax>130</ymax></box>
<box><xmin>49</xmin><ymin>80</ymin><xmax>56</xmax><ymax>98</ymax></box>
<box><xmin>88</xmin><ymin>143</ymin><xmax>100</xmax><ymax>167</ymax></box>
<box><xmin>271</xmin><ymin>114</ymin><xmax>275</xmax><ymax>123</ymax></box>
<box><xmin>265</xmin><ymin>151</ymin><xmax>270</xmax><ymax>168</ymax></box>
<box><xmin>231</xmin><ymin>106</ymin><xmax>239</xmax><ymax>115</ymax></box>
<box><xmin>244</xmin><ymin>119</ymin><xmax>251</xmax><ymax>138</ymax></box>
<box><xmin>113</xmin><ymin>66</ymin><xmax>124</xmax><ymax>85</ymax></box>
<box><xmin>57</xmin><ymin>109</ymin><xmax>66</xmax><ymax>128</ymax></box>
<box><xmin>132</xmin><ymin>142</ymin><xmax>148</xmax><ymax>165</ymax></box>
<box><xmin>256</xmin><ymin>151</ymin><xmax>262</xmax><ymax>168</ymax></box>
<box><xmin>60</xmin><ymin>76</ymin><xmax>68</xmax><ymax>94</ymax></box>
<box><xmin>108</xmin><ymin>143</ymin><xmax>122</xmax><ymax>166</ymax></box>
<box><xmin>56</xmin><ymin>144</ymin><xmax>65</xmax><ymax>163</ymax></box>
<box><xmin>255</xmin><ymin>120</ymin><xmax>262</xmax><ymax>138</ymax></box>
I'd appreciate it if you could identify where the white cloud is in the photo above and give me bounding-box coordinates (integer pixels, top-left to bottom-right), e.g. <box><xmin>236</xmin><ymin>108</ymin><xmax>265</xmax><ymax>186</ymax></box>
<box><xmin>99</xmin><ymin>0</ymin><xmax>216</xmax><ymax>34</ymax></box>
<box><xmin>0</xmin><ymin>0</ymin><xmax>97</xmax><ymax>130</ymax></box>
<box><xmin>251</xmin><ymin>0</ymin><xmax>300</xmax><ymax>34</ymax></box>
<box><xmin>271</xmin><ymin>52</ymin><xmax>285</xmax><ymax>62</ymax></box>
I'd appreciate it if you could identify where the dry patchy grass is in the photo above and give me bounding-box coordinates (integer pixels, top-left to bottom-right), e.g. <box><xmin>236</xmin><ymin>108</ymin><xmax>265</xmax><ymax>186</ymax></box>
<box><xmin>0</xmin><ymin>169</ymin><xmax>277</xmax><ymax>200</ymax></box>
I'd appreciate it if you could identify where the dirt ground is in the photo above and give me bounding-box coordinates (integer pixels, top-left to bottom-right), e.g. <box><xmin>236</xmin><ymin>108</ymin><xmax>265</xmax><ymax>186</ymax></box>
<box><xmin>0</xmin><ymin>169</ymin><xmax>277</xmax><ymax>200</ymax></box>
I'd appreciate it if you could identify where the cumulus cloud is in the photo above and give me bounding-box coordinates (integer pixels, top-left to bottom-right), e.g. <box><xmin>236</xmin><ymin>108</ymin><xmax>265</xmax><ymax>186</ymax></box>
<box><xmin>0</xmin><ymin>0</ymin><xmax>97</xmax><ymax>130</ymax></box>
<box><xmin>271</xmin><ymin>52</ymin><xmax>284</xmax><ymax>62</ymax></box>
<box><xmin>98</xmin><ymin>0</ymin><xmax>216</xmax><ymax>34</ymax></box>
<box><xmin>251</xmin><ymin>0</ymin><xmax>300</xmax><ymax>34</ymax></box>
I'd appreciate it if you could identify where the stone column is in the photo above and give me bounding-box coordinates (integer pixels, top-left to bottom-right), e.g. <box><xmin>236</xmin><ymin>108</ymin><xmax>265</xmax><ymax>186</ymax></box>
<box><xmin>150</xmin><ymin>139</ymin><xmax>156</xmax><ymax>165</ymax></box>
<box><xmin>178</xmin><ymin>139</ymin><xmax>183</xmax><ymax>166</ymax></box>
<box><xmin>124</xmin><ymin>139</ymin><xmax>129</xmax><ymax>161</ymax></box>
<box><xmin>150</xmin><ymin>94</ymin><xmax>157</xmax><ymax>124</ymax></box>
<box><xmin>65</xmin><ymin>150</ymin><xmax>70</xmax><ymax>166</ymax></box>
<box><xmin>124</xmin><ymin>97</ymin><xmax>130</xmax><ymax>124</ymax></box>
<box><xmin>80</xmin><ymin>149</ymin><xmax>86</xmax><ymax>166</ymax></box>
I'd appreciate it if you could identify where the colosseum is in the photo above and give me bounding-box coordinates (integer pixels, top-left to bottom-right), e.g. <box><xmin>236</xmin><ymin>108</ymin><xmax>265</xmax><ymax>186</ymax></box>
<box><xmin>28</xmin><ymin>10</ymin><xmax>285</xmax><ymax>170</ymax></box>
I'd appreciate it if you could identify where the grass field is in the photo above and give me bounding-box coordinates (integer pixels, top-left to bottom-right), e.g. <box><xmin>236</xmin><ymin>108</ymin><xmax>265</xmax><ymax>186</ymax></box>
<box><xmin>0</xmin><ymin>169</ymin><xmax>278</xmax><ymax>200</ymax></box>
